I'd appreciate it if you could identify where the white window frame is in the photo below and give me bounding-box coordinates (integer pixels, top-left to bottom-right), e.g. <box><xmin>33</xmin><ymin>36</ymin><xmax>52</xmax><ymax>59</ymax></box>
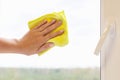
<box><xmin>95</xmin><ymin>0</ymin><xmax>120</xmax><ymax>80</ymax></box>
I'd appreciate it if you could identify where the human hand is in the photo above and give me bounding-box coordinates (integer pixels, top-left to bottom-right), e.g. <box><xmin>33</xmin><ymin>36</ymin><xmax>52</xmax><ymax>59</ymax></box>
<box><xmin>16</xmin><ymin>19</ymin><xmax>64</xmax><ymax>55</ymax></box>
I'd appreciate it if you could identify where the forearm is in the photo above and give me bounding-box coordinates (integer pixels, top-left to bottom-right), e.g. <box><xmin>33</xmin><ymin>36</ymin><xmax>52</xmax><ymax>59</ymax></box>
<box><xmin>0</xmin><ymin>38</ymin><xmax>19</xmax><ymax>53</ymax></box>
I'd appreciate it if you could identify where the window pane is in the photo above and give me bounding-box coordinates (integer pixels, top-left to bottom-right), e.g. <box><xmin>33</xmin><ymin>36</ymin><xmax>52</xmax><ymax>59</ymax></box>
<box><xmin>0</xmin><ymin>0</ymin><xmax>100</xmax><ymax>80</ymax></box>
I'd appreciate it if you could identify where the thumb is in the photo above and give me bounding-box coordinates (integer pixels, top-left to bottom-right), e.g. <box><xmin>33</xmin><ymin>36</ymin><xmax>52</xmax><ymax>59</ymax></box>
<box><xmin>37</xmin><ymin>42</ymin><xmax>55</xmax><ymax>55</ymax></box>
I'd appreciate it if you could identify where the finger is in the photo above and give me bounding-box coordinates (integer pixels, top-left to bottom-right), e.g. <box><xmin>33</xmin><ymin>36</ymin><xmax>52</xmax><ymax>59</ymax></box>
<box><xmin>45</xmin><ymin>30</ymin><xmax>64</xmax><ymax>41</ymax></box>
<box><xmin>37</xmin><ymin>42</ymin><xmax>55</xmax><ymax>54</ymax></box>
<box><xmin>33</xmin><ymin>20</ymin><xmax>47</xmax><ymax>30</ymax></box>
<box><xmin>37</xmin><ymin>19</ymin><xmax>56</xmax><ymax>32</ymax></box>
<box><xmin>42</xmin><ymin>20</ymin><xmax>62</xmax><ymax>35</ymax></box>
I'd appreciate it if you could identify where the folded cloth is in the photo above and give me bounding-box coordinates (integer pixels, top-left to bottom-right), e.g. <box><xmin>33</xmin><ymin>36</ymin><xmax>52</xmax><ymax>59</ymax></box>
<box><xmin>28</xmin><ymin>11</ymin><xmax>69</xmax><ymax>55</ymax></box>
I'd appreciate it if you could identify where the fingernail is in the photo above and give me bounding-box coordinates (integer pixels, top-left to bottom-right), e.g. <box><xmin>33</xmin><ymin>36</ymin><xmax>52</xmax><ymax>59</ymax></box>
<box><xmin>52</xmin><ymin>19</ymin><xmax>56</xmax><ymax>22</ymax></box>
<box><xmin>58</xmin><ymin>20</ymin><xmax>62</xmax><ymax>24</ymax></box>
<box><xmin>49</xmin><ymin>43</ymin><xmax>55</xmax><ymax>47</ymax></box>
<box><xmin>43</xmin><ymin>19</ymin><xmax>47</xmax><ymax>22</ymax></box>
<box><xmin>60</xmin><ymin>30</ymin><xmax>64</xmax><ymax>33</ymax></box>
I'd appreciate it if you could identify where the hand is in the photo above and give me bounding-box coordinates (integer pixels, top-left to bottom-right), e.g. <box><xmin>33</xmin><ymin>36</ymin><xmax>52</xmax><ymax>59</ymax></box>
<box><xmin>16</xmin><ymin>19</ymin><xmax>64</xmax><ymax>55</ymax></box>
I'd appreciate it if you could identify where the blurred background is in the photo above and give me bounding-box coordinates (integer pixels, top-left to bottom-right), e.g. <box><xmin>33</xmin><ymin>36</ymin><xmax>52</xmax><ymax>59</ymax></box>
<box><xmin>0</xmin><ymin>0</ymin><xmax>100</xmax><ymax>80</ymax></box>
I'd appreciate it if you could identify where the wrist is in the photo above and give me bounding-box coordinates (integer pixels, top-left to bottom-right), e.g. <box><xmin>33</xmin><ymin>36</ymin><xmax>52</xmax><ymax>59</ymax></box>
<box><xmin>13</xmin><ymin>39</ymin><xmax>24</xmax><ymax>54</ymax></box>
<box><xmin>10</xmin><ymin>39</ymin><xmax>21</xmax><ymax>53</ymax></box>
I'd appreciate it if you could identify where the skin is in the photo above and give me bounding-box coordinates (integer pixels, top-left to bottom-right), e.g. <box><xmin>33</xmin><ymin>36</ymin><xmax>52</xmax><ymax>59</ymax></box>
<box><xmin>0</xmin><ymin>19</ymin><xmax>64</xmax><ymax>56</ymax></box>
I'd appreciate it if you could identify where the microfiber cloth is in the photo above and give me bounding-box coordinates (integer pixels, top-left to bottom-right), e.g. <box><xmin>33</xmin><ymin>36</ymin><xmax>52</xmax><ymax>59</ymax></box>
<box><xmin>28</xmin><ymin>11</ymin><xmax>69</xmax><ymax>55</ymax></box>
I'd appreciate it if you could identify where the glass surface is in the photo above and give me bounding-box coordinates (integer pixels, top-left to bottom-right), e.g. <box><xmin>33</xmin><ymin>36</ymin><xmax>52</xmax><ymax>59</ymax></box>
<box><xmin>0</xmin><ymin>0</ymin><xmax>100</xmax><ymax>80</ymax></box>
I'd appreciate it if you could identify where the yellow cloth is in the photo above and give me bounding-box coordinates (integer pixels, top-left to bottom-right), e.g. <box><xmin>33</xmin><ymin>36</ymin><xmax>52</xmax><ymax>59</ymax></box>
<box><xmin>28</xmin><ymin>11</ymin><xmax>69</xmax><ymax>55</ymax></box>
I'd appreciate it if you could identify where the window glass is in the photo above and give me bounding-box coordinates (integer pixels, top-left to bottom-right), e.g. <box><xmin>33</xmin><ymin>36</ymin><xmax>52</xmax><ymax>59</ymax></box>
<box><xmin>0</xmin><ymin>0</ymin><xmax>100</xmax><ymax>80</ymax></box>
